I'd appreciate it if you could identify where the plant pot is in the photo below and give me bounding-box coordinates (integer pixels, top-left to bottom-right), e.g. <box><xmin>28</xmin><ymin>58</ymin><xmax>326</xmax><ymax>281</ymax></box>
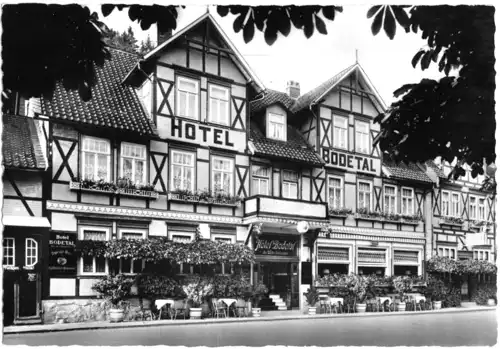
<box><xmin>432</xmin><ymin>301</ymin><xmax>442</xmax><ymax>310</ymax></box>
<box><xmin>308</xmin><ymin>306</ymin><xmax>317</xmax><ymax>315</ymax></box>
<box><xmin>487</xmin><ymin>299</ymin><xmax>496</xmax><ymax>306</ymax></box>
<box><xmin>109</xmin><ymin>308</ymin><xmax>125</xmax><ymax>323</ymax></box>
<box><xmin>189</xmin><ymin>307</ymin><xmax>202</xmax><ymax>319</ymax></box>
<box><xmin>251</xmin><ymin>308</ymin><xmax>261</xmax><ymax>317</ymax></box>
<box><xmin>397</xmin><ymin>302</ymin><xmax>407</xmax><ymax>312</ymax></box>
<box><xmin>355</xmin><ymin>303</ymin><xmax>367</xmax><ymax>313</ymax></box>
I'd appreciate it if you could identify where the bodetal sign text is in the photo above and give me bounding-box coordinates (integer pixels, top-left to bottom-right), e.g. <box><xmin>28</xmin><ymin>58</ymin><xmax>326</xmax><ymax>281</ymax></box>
<box><xmin>255</xmin><ymin>236</ymin><xmax>298</xmax><ymax>256</ymax></box>
<box><xmin>322</xmin><ymin>148</ymin><xmax>380</xmax><ymax>174</ymax></box>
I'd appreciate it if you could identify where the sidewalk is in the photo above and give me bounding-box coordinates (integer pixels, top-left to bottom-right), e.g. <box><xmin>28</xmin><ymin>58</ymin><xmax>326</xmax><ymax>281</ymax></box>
<box><xmin>4</xmin><ymin>306</ymin><xmax>495</xmax><ymax>335</ymax></box>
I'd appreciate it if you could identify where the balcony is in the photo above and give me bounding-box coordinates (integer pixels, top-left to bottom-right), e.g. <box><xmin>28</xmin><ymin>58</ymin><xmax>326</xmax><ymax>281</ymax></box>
<box><xmin>243</xmin><ymin>195</ymin><xmax>328</xmax><ymax>221</ymax></box>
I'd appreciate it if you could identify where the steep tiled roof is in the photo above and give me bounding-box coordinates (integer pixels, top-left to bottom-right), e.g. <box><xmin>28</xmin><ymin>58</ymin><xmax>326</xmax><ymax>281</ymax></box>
<box><xmin>250</xmin><ymin>89</ymin><xmax>296</xmax><ymax>114</ymax></box>
<box><xmin>383</xmin><ymin>161</ymin><xmax>434</xmax><ymax>183</ymax></box>
<box><xmin>249</xmin><ymin>121</ymin><xmax>323</xmax><ymax>165</ymax></box>
<box><xmin>291</xmin><ymin>63</ymin><xmax>357</xmax><ymax>113</ymax></box>
<box><xmin>41</xmin><ymin>48</ymin><xmax>156</xmax><ymax>136</ymax></box>
<box><xmin>2</xmin><ymin>114</ymin><xmax>47</xmax><ymax>170</ymax></box>
<box><xmin>425</xmin><ymin>160</ymin><xmax>447</xmax><ymax>179</ymax></box>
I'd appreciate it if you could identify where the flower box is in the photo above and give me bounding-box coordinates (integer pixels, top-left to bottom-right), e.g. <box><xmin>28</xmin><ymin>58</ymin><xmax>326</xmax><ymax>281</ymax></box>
<box><xmin>3</xmin><ymin>265</ymin><xmax>20</xmax><ymax>271</ymax></box>
<box><xmin>117</xmin><ymin>188</ymin><xmax>159</xmax><ymax>199</ymax></box>
<box><xmin>328</xmin><ymin>207</ymin><xmax>352</xmax><ymax>218</ymax></box>
<box><xmin>355</xmin><ymin>213</ymin><xmax>382</xmax><ymax>221</ymax></box>
<box><xmin>440</xmin><ymin>217</ymin><xmax>464</xmax><ymax>227</ymax></box>
<box><xmin>401</xmin><ymin>219</ymin><xmax>421</xmax><ymax>225</ymax></box>
<box><xmin>23</xmin><ymin>265</ymin><xmax>35</xmax><ymax>271</ymax></box>
<box><xmin>167</xmin><ymin>193</ymin><xmax>241</xmax><ymax>207</ymax></box>
<box><xmin>211</xmin><ymin>199</ymin><xmax>241</xmax><ymax>207</ymax></box>
<box><xmin>69</xmin><ymin>181</ymin><xmax>115</xmax><ymax>194</ymax></box>
<box><xmin>167</xmin><ymin>193</ymin><xmax>201</xmax><ymax>203</ymax></box>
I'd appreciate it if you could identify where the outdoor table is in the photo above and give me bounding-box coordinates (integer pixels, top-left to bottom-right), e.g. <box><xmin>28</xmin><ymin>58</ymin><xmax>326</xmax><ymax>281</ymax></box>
<box><xmin>329</xmin><ymin>297</ymin><xmax>344</xmax><ymax>313</ymax></box>
<box><xmin>218</xmin><ymin>298</ymin><xmax>237</xmax><ymax>316</ymax></box>
<box><xmin>155</xmin><ymin>299</ymin><xmax>174</xmax><ymax>319</ymax></box>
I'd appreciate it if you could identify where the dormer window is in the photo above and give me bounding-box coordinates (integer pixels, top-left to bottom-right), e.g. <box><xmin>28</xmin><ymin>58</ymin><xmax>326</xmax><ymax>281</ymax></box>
<box><xmin>176</xmin><ymin>76</ymin><xmax>199</xmax><ymax>119</ymax></box>
<box><xmin>267</xmin><ymin>113</ymin><xmax>286</xmax><ymax>141</ymax></box>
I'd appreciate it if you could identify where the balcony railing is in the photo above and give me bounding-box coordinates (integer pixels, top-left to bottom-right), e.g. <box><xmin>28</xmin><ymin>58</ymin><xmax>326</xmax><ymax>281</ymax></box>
<box><xmin>244</xmin><ymin>195</ymin><xmax>328</xmax><ymax>220</ymax></box>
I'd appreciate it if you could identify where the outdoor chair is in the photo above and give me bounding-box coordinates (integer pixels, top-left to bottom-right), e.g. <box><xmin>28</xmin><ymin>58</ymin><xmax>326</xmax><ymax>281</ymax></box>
<box><xmin>171</xmin><ymin>300</ymin><xmax>187</xmax><ymax>320</ymax></box>
<box><xmin>211</xmin><ymin>299</ymin><xmax>227</xmax><ymax>318</ymax></box>
<box><xmin>234</xmin><ymin>299</ymin><xmax>247</xmax><ymax>317</ymax></box>
<box><xmin>319</xmin><ymin>296</ymin><xmax>332</xmax><ymax>314</ymax></box>
<box><xmin>344</xmin><ymin>298</ymin><xmax>355</xmax><ymax>314</ymax></box>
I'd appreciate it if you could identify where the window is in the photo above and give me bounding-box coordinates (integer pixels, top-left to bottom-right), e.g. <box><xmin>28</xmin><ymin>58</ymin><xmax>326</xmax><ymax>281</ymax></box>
<box><xmin>176</xmin><ymin>76</ymin><xmax>199</xmax><ymax>119</ymax></box>
<box><xmin>121</xmin><ymin>143</ymin><xmax>147</xmax><ymax>185</ymax></box>
<box><xmin>333</xmin><ymin>115</ymin><xmax>348</xmax><ymax>149</ymax></box>
<box><xmin>442</xmin><ymin>191</ymin><xmax>450</xmax><ymax>216</ymax></box>
<box><xmin>212</xmin><ymin>157</ymin><xmax>233</xmax><ymax>195</ymax></box>
<box><xmin>355</xmin><ymin>121</ymin><xmax>370</xmax><ymax>154</ymax></box>
<box><xmin>474</xmin><ymin>250</ymin><xmax>490</xmax><ymax>261</ymax></box>
<box><xmin>469</xmin><ymin>196</ymin><xmax>478</xmax><ymax>220</ymax></box>
<box><xmin>118</xmin><ymin>228</ymin><xmax>146</xmax><ymax>240</ymax></box>
<box><xmin>451</xmin><ymin>193</ymin><xmax>460</xmax><ymax>217</ymax></box>
<box><xmin>282</xmin><ymin>170</ymin><xmax>298</xmax><ymax>199</ymax></box>
<box><xmin>384</xmin><ymin>185</ymin><xmax>397</xmax><ymax>214</ymax></box>
<box><xmin>3</xmin><ymin>238</ymin><xmax>15</xmax><ymax>266</ymax></box>
<box><xmin>358</xmin><ymin>181</ymin><xmax>372</xmax><ymax>210</ymax></box>
<box><xmin>267</xmin><ymin>113</ymin><xmax>286</xmax><ymax>141</ymax></box>
<box><xmin>80</xmin><ymin>227</ymin><xmax>109</xmax><ymax>275</ymax></box>
<box><xmin>208</xmin><ymin>85</ymin><xmax>230</xmax><ymax>125</ymax></box>
<box><xmin>170</xmin><ymin>233</ymin><xmax>193</xmax><ymax>274</ymax></box>
<box><xmin>120</xmin><ymin>259</ymin><xmax>145</xmax><ymax>274</ymax></box>
<box><xmin>478</xmin><ymin>198</ymin><xmax>486</xmax><ymax>220</ymax></box>
<box><xmin>252</xmin><ymin>166</ymin><xmax>270</xmax><ymax>195</ymax></box>
<box><xmin>82</xmin><ymin>136</ymin><xmax>111</xmax><ymax>181</ymax></box>
<box><xmin>171</xmin><ymin>151</ymin><xmax>194</xmax><ymax>191</ymax></box>
<box><xmin>25</xmin><ymin>238</ymin><xmax>38</xmax><ymax>267</ymax></box>
<box><xmin>401</xmin><ymin>188</ymin><xmax>414</xmax><ymax>215</ymax></box>
<box><xmin>328</xmin><ymin>176</ymin><xmax>343</xmax><ymax>209</ymax></box>
<box><xmin>438</xmin><ymin>247</ymin><xmax>456</xmax><ymax>260</ymax></box>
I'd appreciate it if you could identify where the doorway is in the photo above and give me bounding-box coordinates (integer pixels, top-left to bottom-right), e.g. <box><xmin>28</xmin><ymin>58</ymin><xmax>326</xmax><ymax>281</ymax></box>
<box><xmin>258</xmin><ymin>262</ymin><xmax>299</xmax><ymax>309</ymax></box>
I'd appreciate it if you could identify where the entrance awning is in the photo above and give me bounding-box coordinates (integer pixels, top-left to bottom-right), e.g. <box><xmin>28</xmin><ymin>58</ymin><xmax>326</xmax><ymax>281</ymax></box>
<box><xmin>2</xmin><ymin>216</ymin><xmax>51</xmax><ymax>228</ymax></box>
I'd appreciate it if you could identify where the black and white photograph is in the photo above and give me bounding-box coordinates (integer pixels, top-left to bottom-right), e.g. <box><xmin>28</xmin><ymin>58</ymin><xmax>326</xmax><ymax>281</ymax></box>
<box><xmin>1</xmin><ymin>1</ymin><xmax>497</xmax><ymax>346</ymax></box>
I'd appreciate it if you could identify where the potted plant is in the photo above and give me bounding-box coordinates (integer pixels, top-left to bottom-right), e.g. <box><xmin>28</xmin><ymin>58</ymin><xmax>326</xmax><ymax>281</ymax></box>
<box><xmin>345</xmin><ymin>274</ymin><xmax>371</xmax><ymax>313</ymax></box>
<box><xmin>182</xmin><ymin>275</ymin><xmax>213</xmax><ymax>319</ymax></box>
<box><xmin>303</xmin><ymin>287</ymin><xmax>320</xmax><ymax>315</ymax></box>
<box><xmin>425</xmin><ymin>276</ymin><xmax>446</xmax><ymax>309</ymax></box>
<box><xmin>91</xmin><ymin>274</ymin><xmax>135</xmax><ymax>322</ymax></box>
<box><xmin>392</xmin><ymin>276</ymin><xmax>413</xmax><ymax>311</ymax></box>
<box><xmin>250</xmin><ymin>281</ymin><xmax>268</xmax><ymax>317</ymax></box>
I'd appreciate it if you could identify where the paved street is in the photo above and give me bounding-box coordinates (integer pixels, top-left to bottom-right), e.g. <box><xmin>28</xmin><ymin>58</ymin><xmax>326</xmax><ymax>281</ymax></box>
<box><xmin>3</xmin><ymin>310</ymin><xmax>496</xmax><ymax>346</ymax></box>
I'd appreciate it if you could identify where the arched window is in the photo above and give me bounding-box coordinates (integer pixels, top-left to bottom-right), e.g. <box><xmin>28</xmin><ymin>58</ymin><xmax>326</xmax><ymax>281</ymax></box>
<box><xmin>25</xmin><ymin>238</ymin><xmax>38</xmax><ymax>267</ymax></box>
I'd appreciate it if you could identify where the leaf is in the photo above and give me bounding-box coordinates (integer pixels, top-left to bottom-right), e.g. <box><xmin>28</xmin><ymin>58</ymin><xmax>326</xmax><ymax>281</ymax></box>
<box><xmin>315</xmin><ymin>15</ymin><xmax>327</xmax><ymax>35</ymax></box>
<box><xmin>217</xmin><ymin>6</ymin><xmax>229</xmax><ymax>17</ymax></box>
<box><xmin>383</xmin><ymin>7</ymin><xmax>397</xmax><ymax>39</ymax></box>
<box><xmin>303</xmin><ymin>15</ymin><xmax>314</xmax><ymax>38</ymax></box>
<box><xmin>371</xmin><ymin>6</ymin><xmax>384</xmax><ymax>36</ymax></box>
<box><xmin>243</xmin><ymin>17</ymin><xmax>255</xmax><ymax>43</ymax></box>
<box><xmin>367</xmin><ymin>5</ymin><xmax>382</xmax><ymax>19</ymax></box>
<box><xmin>421</xmin><ymin>50</ymin><xmax>432</xmax><ymax>70</ymax></box>
<box><xmin>322</xmin><ymin>6</ymin><xmax>337</xmax><ymax>20</ymax></box>
<box><xmin>411</xmin><ymin>50</ymin><xmax>426</xmax><ymax>68</ymax></box>
<box><xmin>391</xmin><ymin>6</ymin><xmax>410</xmax><ymax>31</ymax></box>
<box><xmin>264</xmin><ymin>26</ymin><xmax>278</xmax><ymax>46</ymax></box>
<box><xmin>233</xmin><ymin>13</ymin><xmax>245</xmax><ymax>33</ymax></box>
<box><xmin>101</xmin><ymin>4</ymin><xmax>115</xmax><ymax>17</ymax></box>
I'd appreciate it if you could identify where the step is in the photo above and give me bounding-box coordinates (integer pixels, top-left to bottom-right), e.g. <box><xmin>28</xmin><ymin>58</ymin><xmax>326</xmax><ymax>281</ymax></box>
<box><xmin>269</xmin><ymin>295</ymin><xmax>282</xmax><ymax>299</ymax></box>
<box><xmin>273</xmin><ymin>302</ymin><xmax>286</xmax><ymax>306</ymax></box>
<box><xmin>277</xmin><ymin>306</ymin><xmax>288</xmax><ymax>310</ymax></box>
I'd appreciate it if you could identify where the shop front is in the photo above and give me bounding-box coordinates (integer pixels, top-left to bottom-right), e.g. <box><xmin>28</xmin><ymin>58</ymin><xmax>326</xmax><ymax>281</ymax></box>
<box><xmin>253</xmin><ymin>233</ymin><xmax>300</xmax><ymax>310</ymax></box>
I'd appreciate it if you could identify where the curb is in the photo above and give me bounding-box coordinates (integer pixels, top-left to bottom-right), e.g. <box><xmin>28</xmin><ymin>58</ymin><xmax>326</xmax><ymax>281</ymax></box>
<box><xmin>3</xmin><ymin>306</ymin><xmax>496</xmax><ymax>335</ymax></box>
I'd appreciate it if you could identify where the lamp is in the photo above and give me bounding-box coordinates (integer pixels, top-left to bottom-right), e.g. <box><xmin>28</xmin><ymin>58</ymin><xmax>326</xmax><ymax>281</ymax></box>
<box><xmin>323</xmin><ymin>269</ymin><xmax>330</xmax><ymax>275</ymax></box>
<box><xmin>405</xmin><ymin>270</ymin><xmax>411</xmax><ymax>275</ymax></box>
<box><xmin>376</xmin><ymin>270</ymin><xmax>382</xmax><ymax>275</ymax></box>
<box><xmin>296</xmin><ymin>221</ymin><xmax>310</xmax><ymax>234</ymax></box>
<box><xmin>359</xmin><ymin>269</ymin><xmax>364</xmax><ymax>275</ymax></box>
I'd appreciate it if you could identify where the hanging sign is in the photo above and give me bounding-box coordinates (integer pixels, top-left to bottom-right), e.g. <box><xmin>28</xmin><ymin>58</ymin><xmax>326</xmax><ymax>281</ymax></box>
<box><xmin>49</xmin><ymin>232</ymin><xmax>77</xmax><ymax>276</ymax></box>
<box><xmin>255</xmin><ymin>235</ymin><xmax>298</xmax><ymax>257</ymax></box>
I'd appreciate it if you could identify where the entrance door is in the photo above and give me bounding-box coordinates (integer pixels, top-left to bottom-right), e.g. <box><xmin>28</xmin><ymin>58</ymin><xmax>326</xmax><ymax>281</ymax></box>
<box><xmin>15</xmin><ymin>236</ymin><xmax>42</xmax><ymax>323</ymax></box>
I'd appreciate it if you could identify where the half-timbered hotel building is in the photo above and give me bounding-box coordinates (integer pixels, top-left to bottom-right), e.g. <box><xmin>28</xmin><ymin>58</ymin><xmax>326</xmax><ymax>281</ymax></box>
<box><xmin>1</xmin><ymin>12</ymin><xmax>495</xmax><ymax>324</ymax></box>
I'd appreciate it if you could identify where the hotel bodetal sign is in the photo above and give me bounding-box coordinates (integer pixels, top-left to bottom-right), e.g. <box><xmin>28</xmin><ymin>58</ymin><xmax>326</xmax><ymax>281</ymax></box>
<box><xmin>49</xmin><ymin>232</ymin><xmax>77</xmax><ymax>276</ymax></box>
<box><xmin>255</xmin><ymin>235</ymin><xmax>298</xmax><ymax>257</ymax></box>
<box><xmin>157</xmin><ymin>116</ymin><xmax>246</xmax><ymax>152</ymax></box>
<box><xmin>322</xmin><ymin>148</ymin><xmax>380</xmax><ymax>174</ymax></box>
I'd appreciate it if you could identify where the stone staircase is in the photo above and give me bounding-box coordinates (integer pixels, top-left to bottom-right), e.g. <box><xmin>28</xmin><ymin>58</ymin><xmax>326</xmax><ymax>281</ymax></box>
<box><xmin>269</xmin><ymin>294</ymin><xmax>288</xmax><ymax>310</ymax></box>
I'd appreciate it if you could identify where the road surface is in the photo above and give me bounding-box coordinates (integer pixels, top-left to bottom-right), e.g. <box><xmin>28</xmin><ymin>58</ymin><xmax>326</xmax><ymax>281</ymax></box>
<box><xmin>3</xmin><ymin>310</ymin><xmax>496</xmax><ymax>346</ymax></box>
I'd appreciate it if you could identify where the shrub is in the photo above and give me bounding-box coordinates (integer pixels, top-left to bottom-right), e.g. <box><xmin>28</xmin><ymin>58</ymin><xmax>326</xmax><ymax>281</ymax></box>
<box><xmin>137</xmin><ymin>274</ymin><xmax>179</xmax><ymax>299</ymax></box>
<box><xmin>303</xmin><ymin>287</ymin><xmax>320</xmax><ymax>307</ymax></box>
<box><xmin>91</xmin><ymin>274</ymin><xmax>135</xmax><ymax>309</ymax></box>
<box><xmin>472</xmin><ymin>285</ymin><xmax>497</xmax><ymax>305</ymax></box>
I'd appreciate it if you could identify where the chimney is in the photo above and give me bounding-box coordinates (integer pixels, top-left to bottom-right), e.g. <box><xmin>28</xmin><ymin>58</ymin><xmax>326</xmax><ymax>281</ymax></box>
<box><xmin>286</xmin><ymin>80</ymin><xmax>300</xmax><ymax>99</ymax></box>
<box><xmin>157</xmin><ymin>26</ymin><xmax>173</xmax><ymax>46</ymax></box>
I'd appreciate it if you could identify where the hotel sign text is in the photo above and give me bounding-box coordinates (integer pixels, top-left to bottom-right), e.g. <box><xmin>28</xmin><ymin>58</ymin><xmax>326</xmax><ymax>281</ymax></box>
<box><xmin>322</xmin><ymin>148</ymin><xmax>380</xmax><ymax>174</ymax></box>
